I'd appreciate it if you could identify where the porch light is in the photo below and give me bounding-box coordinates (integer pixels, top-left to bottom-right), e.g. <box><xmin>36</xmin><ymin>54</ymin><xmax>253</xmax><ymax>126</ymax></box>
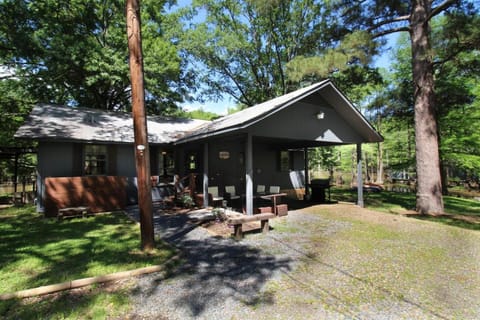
<box><xmin>316</xmin><ymin>112</ymin><xmax>325</xmax><ymax>120</ymax></box>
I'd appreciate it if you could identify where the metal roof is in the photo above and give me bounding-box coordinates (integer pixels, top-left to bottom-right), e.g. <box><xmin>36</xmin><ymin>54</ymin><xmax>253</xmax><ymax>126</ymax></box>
<box><xmin>14</xmin><ymin>104</ymin><xmax>209</xmax><ymax>144</ymax></box>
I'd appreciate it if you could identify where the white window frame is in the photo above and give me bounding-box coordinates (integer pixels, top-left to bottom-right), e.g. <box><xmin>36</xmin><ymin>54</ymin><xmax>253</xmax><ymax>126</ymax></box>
<box><xmin>83</xmin><ymin>144</ymin><xmax>108</xmax><ymax>175</ymax></box>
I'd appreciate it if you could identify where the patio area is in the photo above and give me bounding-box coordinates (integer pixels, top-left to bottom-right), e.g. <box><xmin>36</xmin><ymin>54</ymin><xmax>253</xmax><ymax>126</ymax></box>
<box><xmin>124</xmin><ymin>197</ymin><xmax>315</xmax><ymax>240</ymax></box>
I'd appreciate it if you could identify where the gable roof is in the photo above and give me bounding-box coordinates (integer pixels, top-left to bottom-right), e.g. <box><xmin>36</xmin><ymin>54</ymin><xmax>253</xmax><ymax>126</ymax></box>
<box><xmin>176</xmin><ymin>79</ymin><xmax>383</xmax><ymax>144</ymax></box>
<box><xmin>14</xmin><ymin>104</ymin><xmax>209</xmax><ymax>144</ymax></box>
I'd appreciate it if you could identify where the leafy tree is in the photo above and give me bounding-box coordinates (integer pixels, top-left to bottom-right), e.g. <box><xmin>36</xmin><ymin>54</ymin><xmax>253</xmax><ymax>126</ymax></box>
<box><xmin>169</xmin><ymin>0</ymin><xmax>332</xmax><ymax>106</ymax></box>
<box><xmin>0</xmin><ymin>0</ymin><xmax>188</xmax><ymax>114</ymax></box>
<box><xmin>288</xmin><ymin>0</ymin><xmax>480</xmax><ymax>214</ymax></box>
<box><xmin>182</xmin><ymin>107</ymin><xmax>221</xmax><ymax>120</ymax></box>
<box><xmin>0</xmin><ymin>76</ymin><xmax>36</xmax><ymax>181</ymax></box>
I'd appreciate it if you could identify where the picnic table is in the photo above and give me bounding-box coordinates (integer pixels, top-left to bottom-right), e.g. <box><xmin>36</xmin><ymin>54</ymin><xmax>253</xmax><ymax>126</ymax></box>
<box><xmin>259</xmin><ymin>193</ymin><xmax>288</xmax><ymax>216</ymax></box>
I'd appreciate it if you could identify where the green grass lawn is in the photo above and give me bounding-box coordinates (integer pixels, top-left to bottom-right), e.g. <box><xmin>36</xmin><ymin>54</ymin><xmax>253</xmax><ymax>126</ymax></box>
<box><xmin>0</xmin><ymin>205</ymin><xmax>178</xmax><ymax>319</ymax></box>
<box><xmin>330</xmin><ymin>187</ymin><xmax>480</xmax><ymax>230</ymax></box>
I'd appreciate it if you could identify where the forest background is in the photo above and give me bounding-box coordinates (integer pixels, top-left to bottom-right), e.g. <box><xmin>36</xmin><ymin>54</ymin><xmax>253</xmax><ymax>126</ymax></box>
<box><xmin>0</xmin><ymin>0</ymin><xmax>479</xmax><ymax>213</ymax></box>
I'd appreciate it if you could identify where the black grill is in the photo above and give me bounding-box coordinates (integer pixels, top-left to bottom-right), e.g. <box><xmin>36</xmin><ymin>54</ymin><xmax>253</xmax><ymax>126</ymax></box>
<box><xmin>308</xmin><ymin>179</ymin><xmax>331</xmax><ymax>203</ymax></box>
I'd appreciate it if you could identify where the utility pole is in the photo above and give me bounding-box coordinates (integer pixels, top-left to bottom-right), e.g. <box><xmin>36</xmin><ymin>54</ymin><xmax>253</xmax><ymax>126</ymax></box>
<box><xmin>126</xmin><ymin>0</ymin><xmax>155</xmax><ymax>251</ymax></box>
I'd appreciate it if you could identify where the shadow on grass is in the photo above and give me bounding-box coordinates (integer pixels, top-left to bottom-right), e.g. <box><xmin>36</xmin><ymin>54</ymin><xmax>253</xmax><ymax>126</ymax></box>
<box><xmin>406</xmin><ymin>214</ymin><xmax>480</xmax><ymax>231</ymax></box>
<box><xmin>0</xmin><ymin>206</ymin><xmax>178</xmax><ymax>319</ymax></box>
<box><xmin>330</xmin><ymin>187</ymin><xmax>480</xmax><ymax>231</ymax></box>
<box><xmin>0</xmin><ymin>207</ymin><xmax>176</xmax><ymax>293</ymax></box>
<box><xmin>0</xmin><ymin>284</ymin><xmax>131</xmax><ymax>319</ymax></box>
<box><xmin>330</xmin><ymin>188</ymin><xmax>415</xmax><ymax>210</ymax></box>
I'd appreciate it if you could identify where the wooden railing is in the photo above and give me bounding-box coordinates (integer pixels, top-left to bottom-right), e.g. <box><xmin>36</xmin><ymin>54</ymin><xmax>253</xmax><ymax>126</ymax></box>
<box><xmin>174</xmin><ymin>173</ymin><xmax>197</xmax><ymax>198</ymax></box>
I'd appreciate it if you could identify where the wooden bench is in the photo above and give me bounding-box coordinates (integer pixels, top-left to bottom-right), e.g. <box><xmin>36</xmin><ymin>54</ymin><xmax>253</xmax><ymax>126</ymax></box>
<box><xmin>58</xmin><ymin>206</ymin><xmax>90</xmax><ymax>220</ymax></box>
<box><xmin>226</xmin><ymin>212</ymin><xmax>275</xmax><ymax>240</ymax></box>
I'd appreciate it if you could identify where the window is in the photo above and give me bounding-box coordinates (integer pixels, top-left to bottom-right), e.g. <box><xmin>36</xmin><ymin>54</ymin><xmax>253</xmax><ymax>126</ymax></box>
<box><xmin>159</xmin><ymin>151</ymin><xmax>175</xmax><ymax>176</ymax></box>
<box><xmin>84</xmin><ymin>145</ymin><xmax>107</xmax><ymax>175</ymax></box>
<box><xmin>188</xmin><ymin>153</ymin><xmax>197</xmax><ymax>170</ymax></box>
<box><xmin>279</xmin><ymin>150</ymin><xmax>291</xmax><ymax>172</ymax></box>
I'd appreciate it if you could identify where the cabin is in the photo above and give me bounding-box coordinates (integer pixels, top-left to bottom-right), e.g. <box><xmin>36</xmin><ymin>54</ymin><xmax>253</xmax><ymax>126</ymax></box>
<box><xmin>15</xmin><ymin>80</ymin><xmax>383</xmax><ymax>216</ymax></box>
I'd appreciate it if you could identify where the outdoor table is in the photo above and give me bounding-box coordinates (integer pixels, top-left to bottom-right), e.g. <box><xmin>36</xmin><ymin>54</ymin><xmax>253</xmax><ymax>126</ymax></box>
<box><xmin>259</xmin><ymin>193</ymin><xmax>287</xmax><ymax>215</ymax></box>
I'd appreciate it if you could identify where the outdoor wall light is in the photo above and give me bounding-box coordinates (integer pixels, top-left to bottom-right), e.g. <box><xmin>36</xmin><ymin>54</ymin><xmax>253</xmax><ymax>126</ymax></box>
<box><xmin>316</xmin><ymin>112</ymin><xmax>325</xmax><ymax>120</ymax></box>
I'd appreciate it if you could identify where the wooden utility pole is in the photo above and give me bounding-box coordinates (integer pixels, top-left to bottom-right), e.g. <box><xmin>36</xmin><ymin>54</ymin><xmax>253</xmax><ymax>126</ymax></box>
<box><xmin>126</xmin><ymin>0</ymin><xmax>155</xmax><ymax>251</ymax></box>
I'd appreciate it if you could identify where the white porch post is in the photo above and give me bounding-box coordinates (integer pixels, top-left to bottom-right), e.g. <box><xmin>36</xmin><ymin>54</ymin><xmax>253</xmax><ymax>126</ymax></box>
<box><xmin>304</xmin><ymin>147</ymin><xmax>310</xmax><ymax>200</ymax></box>
<box><xmin>203</xmin><ymin>142</ymin><xmax>209</xmax><ymax>208</ymax></box>
<box><xmin>245</xmin><ymin>133</ymin><xmax>254</xmax><ymax>215</ymax></box>
<box><xmin>357</xmin><ymin>143</ymin><xmax>364</xmax><ymax>207</ymax></box>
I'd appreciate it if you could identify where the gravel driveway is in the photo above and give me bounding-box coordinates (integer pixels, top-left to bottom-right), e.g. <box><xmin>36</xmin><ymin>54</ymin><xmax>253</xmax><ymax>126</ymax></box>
<box><xmin>125</xmin><ymin>203</ymin><xmax>480</xmax><ymax>320</ymax></box>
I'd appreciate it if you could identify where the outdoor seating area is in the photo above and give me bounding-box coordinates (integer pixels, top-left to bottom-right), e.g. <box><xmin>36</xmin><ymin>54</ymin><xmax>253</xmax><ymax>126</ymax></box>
<box><xmin>179</xmin><ymin>181</ymin><xmax>289</xmax><ymax>216</ymax></box>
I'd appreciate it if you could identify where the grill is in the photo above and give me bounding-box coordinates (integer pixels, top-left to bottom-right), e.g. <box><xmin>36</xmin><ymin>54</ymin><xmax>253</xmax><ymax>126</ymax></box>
<box><xmin>308</xmin><ymin>179</ymin><xmax>331</xmax><ymax>203</ymax></box>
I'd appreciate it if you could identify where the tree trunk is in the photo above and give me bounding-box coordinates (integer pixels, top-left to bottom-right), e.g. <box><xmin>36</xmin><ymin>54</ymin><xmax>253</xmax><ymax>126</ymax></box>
<box><xmin>376</xmin><ymin>142</ymin><xmax>384</xmax><ymax>184</ymax></box>
<box><xmin>410</xmin><ymin>0</ymin><xmax>444</xmax><ymax>214</ymax></box>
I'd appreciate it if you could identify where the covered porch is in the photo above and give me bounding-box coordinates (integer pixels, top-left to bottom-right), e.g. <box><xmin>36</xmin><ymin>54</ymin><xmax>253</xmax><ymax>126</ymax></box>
<box><xmin>175</xmin><ymin>80</ymin><xmax>383</xmax><ymax>215</ymax></box>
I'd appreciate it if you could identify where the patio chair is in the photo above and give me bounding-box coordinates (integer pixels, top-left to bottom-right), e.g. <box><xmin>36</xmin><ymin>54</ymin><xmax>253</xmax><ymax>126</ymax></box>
<box><xmin>225</xmin><ymin>185</ymin><xmax>241</xmax><ymax>208</ymax></box>
<box><xmin>207</xmin><ymin>186</ymin><xmax>224</xmax><ymax>206</ymax></box>
<box><xmin>256</xmin><ymin>185</ymin><xmax>266</xmax><ymax>195</ymax></box>
<box><xmin>269</xmin><ymin>186</ymin><xmax>280</xmax><ymax>194</ymax></box>
<box><xmin>225</xmin><ymin>186</ymin><xmax>240</xmax><ymax>200</ymax></box>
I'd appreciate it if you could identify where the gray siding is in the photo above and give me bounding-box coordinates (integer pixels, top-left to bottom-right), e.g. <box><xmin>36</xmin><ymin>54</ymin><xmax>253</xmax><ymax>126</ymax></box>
<box><xmin>36</xmin><ymin>142</ymin><xmax>76</xmax><ymax>211</ymax></box>
<box><xmin>116</xmin><ymin>145</ymin><xmax>136</xmax><ymax>176</ymax></box>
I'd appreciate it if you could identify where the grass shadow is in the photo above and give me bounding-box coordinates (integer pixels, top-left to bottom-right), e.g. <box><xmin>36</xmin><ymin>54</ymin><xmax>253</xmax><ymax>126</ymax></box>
<box><xmin>0</xmin><ymin>206</ymin><xmax>176</xmax><ymax>295</ymax></box>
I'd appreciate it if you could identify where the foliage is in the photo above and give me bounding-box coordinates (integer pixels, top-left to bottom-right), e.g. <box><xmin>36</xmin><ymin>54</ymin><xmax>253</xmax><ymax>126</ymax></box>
<box><xmin>0</xmin><ymin>78</ymin><xmax>36</xmax><ymax>180</ymax></box>
<box><xmin>313</xmin><ymin>0</ymin><xmax>480</xmax><ymax>213</ymax></box>
<box><xmin>0</xmin><ymin>206</ymin><xmax>177</xmax><ymax>294</ymax></box>
<box><xmin>383</xmin><ymin>16</ymin><xmax>480</xmax><ymax>183</ymax></box>
<box><xmin>179</xmin><ymin>193</ymin><xmax>195</xmax><ymax>208</ymax></box>
<box><xmin>182</xmin><ymin>107</ymin><xmax>221</xmax><ymax>120</ymax></box>
<box><xmin>168</xmin><ymin>0</ymin><xmax>332</xmax><ymax>106</ymax></box>
<box><xmin>286</xmin><ymin>31</ymin><xmax>378</xmax><ymax>83</ymax></box>
<box><xmin>0</xmin><ymin>0</ymin><xmax>189</xmax><ymax>114</ymax></box>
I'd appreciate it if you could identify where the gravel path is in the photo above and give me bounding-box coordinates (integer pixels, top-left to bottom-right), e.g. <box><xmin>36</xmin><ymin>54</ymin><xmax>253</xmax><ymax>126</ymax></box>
<box><xmin>124</xmin><ymin>204</ymin><xmax>480</xmax><ymax>320</ymax></box>
<box><xmin>125</xmin><ymin>206</ymin><xmax>308</xmax><ymax>319</ymax></box>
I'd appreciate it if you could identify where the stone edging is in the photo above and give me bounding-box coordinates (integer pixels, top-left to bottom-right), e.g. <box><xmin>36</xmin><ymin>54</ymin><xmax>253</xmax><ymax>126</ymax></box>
<box><xmin>0</xmin><ymin>254</ymin><xmax>182</xmax><ymax>301</ymax></box>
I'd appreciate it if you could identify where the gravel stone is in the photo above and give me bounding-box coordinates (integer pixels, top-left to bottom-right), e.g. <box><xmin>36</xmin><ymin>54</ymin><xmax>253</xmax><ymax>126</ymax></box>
<box><xmin>125</xmin><ymin>204</ymin><xmax>480</xmax><ymax>320</ymax></box>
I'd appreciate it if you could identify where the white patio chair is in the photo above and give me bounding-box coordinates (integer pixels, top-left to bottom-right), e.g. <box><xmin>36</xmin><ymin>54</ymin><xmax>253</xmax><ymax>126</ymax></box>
<box><xmin>256</xmin><ymin>185</ymin><xmax>266</xmax><ymax>195</ymax></box>
<box><xmin>225</xmin><ymin>185</ymin><xmax>240</xmax><ymax>200</ymax></box>
<box><xmin>269</xmin><ymin>186</ymin><xmax>280</xmax><ymax>194</ymax></box>
<box><xmin>207</xmin><ymin>186</ymin><xmax>223</xmax><ymax>204</ymax></box>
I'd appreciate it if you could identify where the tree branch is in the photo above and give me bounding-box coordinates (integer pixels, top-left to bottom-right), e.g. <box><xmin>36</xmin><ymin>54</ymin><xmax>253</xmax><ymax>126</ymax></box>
<box><xmin>372</xmin><ymin>26</ymin><xmax>410</xmax><ymax>39</ymax></box>
<box><xmin>429</xmin><ymin>0</ymin><xmax>457</xmax><ymax>21</ymax></box>
<box><xmin>368</xmin><ymin>14</ymin><xmax>410</xmax><ymax>33</ymax></box>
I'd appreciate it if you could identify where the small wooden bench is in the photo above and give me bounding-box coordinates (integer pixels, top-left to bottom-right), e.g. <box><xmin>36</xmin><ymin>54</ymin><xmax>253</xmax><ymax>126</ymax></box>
<box><xmin>226</xmin><ymin>212</ymin><xmax>275</xmax><ymax>240</ymax></box>
<box><xmin>58</xmin><ymin>206</ymin><xmax>90</xmax><ymax>220</ymax></box>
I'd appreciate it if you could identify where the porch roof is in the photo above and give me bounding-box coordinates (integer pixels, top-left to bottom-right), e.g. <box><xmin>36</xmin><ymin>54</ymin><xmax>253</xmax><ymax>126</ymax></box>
<box><xmin>175</xmin><ymin>80</ymin><xmax>383</xmax><ymax>145</ymax></box>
